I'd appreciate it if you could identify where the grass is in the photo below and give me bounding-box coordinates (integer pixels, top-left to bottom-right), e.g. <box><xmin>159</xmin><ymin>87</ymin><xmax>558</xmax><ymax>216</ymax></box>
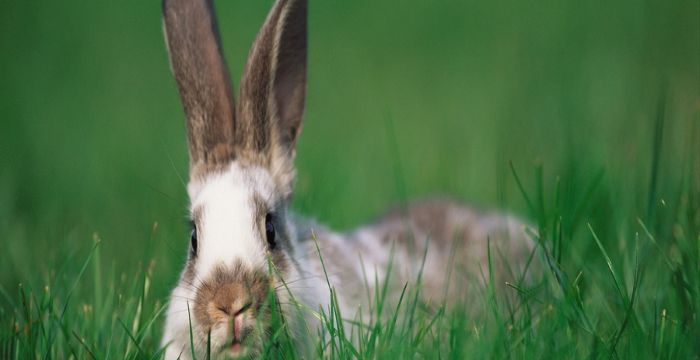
<box><xmin>1</xmin><ymin>0</ymin><xmax>699</xmax><ymax>358</ymax></box>
<box><xmin>2</xmin><ymin>133</ymin><xmax>698</xmax><ymax>358</ymax></box>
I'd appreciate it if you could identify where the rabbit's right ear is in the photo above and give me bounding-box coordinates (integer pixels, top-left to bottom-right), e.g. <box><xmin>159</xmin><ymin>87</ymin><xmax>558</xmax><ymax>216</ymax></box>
<box><xmin>163</xmin><ymin>0</ymin><xmax>236</xmax><ymax>173</ymax></box>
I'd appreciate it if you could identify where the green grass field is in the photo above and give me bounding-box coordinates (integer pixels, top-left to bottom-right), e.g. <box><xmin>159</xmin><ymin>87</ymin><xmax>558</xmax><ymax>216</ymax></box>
<box><xmin>1</xmin><ymin>0</ymin><xmax>699</xmax><ymax>358</ymax></box>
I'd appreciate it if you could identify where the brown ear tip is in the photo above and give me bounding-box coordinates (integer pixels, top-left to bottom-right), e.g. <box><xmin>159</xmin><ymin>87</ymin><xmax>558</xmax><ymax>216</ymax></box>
<box><xmin>161</xmin><ymin>0</ymin><xmax>176</xmax><ymax>17</ymax></box>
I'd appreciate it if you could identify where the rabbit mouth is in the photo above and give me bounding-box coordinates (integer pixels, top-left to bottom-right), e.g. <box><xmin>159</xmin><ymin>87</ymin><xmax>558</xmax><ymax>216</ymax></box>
<box><xmin>224</xmin><ymin>341</ymin><xmax>249</xmax><ymax>358</ymax></box>
<box><xmin>213</xmin><ymin>320</ymin><xmax>257</xmax><ymax>358</ymax></box>
<box><xmin>227</xmin><ymin>320</ymin><xmax>250</xmax><ymax>354</ymax></box>
<box><xmin>212</xmin><ymin>336</ymin><xmax>251</xmax><ymax>359</ymax></box>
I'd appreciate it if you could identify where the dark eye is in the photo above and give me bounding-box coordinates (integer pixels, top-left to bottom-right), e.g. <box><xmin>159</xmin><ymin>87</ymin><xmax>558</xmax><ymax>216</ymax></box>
<box><xmin>265</xmin><ymin>213</ymin><xmax>276</xmax><ymax>249</ymax></box>
<box><xmin>190</xmin><ymin>223</ymin><xmax>198</xmax><ymax>256</ymax></box>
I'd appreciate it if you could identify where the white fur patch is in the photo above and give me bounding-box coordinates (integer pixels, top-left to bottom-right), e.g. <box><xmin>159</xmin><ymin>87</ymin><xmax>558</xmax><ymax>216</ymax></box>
<box><xmin>188</xmin><ymin>163</ymin><xmax>277</xmax><ymax>279</ymax></box>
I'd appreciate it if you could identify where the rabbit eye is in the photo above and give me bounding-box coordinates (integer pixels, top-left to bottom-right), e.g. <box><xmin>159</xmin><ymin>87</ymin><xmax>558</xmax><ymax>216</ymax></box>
<box><xmin>190</xmin><ymin>223</ymin><xmax>198</xmax><ymax>256</ymax></box>
<box><xmin>265</xmin><ymin>213</ymin><xmax>276</xmax><ymax>249</ymax></box>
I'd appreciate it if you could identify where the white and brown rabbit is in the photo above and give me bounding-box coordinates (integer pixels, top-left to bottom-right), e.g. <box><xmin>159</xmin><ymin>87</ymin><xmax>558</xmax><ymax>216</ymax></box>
<box><xmin>160</xmin><ymin>0</ymin><xmax>534</xmax><ymax>358</ymax></box>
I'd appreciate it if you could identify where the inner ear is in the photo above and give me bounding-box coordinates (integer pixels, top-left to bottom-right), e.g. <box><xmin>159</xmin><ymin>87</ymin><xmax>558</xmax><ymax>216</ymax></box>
<box><xmin>271</xmin><ymin>0</ymin><xmax>307</xmax><ymax>147</ymax></box>
<box><xmin>237</xmin><ymin>0</ymin><xmax>308</xmax><ymax>156</ymax></box>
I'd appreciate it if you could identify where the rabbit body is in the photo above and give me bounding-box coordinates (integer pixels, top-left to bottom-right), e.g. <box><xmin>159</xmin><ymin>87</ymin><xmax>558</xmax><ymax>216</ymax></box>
<box><xmin>159</xmin><ymin>0</ymin><xmax>532</xmax><ymax>358</ymax></box>
<box><xmin>160</xmin><ymin>167</ymin><xmax>530</xmax><ymax>359</ymax></box>
<box><xmin>295</xmin><ymin>198</ymin><xmax>530</xmax><ymax>315</ymax></box>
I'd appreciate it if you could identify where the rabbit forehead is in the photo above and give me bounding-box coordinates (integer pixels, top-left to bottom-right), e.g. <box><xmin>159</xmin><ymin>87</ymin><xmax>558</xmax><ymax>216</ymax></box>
<box><xmin>188</xmin><ymin>162</ymin><xmax>276</xmax><ymax>278</ymax></box>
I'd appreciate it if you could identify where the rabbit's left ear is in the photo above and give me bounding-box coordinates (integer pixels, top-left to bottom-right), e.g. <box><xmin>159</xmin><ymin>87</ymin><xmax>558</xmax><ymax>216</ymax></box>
<box><xmin>237</xmin><ymin>0</ymin><xmax>307</xmax><ymax>159</ymax></box>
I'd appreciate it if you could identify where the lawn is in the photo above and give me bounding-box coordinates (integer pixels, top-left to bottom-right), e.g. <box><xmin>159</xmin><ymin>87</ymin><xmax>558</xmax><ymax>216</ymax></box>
<box><xmin>0</xmin><ymin>0</ymin><xmax>698</xmax><ymax>358</ymax></box>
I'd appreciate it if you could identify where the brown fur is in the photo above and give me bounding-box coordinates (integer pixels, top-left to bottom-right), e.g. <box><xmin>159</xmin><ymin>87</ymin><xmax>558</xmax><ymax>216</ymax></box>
<box><xmin>162</xmin><ymin>0</ymin><xmax>237</xmax><ymax>168</ymax></box>
<box><xmin>238</xmin><ymin>0</ymin><xmax>307</xmax><ymax>153</ymax></box>
<box><xmin>163</xmin><ymin>0</ymin><xmax>307</xmax><ymax>190</ymax></box>
<box><xmin>193</xmin><ymin>263</ymin><xmax>270</xmax><ymax>332</ymax></box>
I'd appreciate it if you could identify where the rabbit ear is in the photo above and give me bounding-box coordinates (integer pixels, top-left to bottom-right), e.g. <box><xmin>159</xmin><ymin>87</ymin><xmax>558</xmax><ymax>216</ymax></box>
<box><xmin>163</xmin><ymin>0</ymin><xmax>236</xmax><ymax>172</ymax></box>
<box><xmin>237</xmin><ymin>0</ymin><xmax>307</xmax><ymax>161</ymax></box>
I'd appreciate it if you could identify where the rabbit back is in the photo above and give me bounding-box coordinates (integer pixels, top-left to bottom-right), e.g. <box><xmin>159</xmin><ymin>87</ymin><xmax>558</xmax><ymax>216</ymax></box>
<box><xmin>292</xmin><ymin>198</ymin><xmax>535</xmax><ymax>316</ymax></box>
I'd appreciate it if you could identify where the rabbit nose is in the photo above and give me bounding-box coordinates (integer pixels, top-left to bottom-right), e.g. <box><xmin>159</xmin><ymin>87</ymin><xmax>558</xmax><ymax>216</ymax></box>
<box><xmin>213</xmin><ymin>283</ymin><xmax>251</xmax><ymax>317</ymax></box>
<box><xmin>216</xmin><ymin>300</ymin><xmax>252</xmax><ymax>317</ymax></box>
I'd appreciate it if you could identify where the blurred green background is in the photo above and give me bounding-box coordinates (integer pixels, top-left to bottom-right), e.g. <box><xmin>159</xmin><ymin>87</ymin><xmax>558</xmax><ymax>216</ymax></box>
<box><xmin>0</xmin><ymin>0</ymin><xmax>698</xmax><ymax>307</ymax></box>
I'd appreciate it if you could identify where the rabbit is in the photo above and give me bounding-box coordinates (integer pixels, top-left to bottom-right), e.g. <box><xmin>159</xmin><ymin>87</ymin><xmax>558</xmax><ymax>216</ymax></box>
<box><xmin>160</xmin><ymin>0</ymin><xmax>535</xmax><ymax>358</ymax></box>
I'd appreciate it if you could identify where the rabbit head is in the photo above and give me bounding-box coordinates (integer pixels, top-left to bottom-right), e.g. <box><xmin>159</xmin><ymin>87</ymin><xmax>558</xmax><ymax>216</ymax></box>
<box><xmin>161</xmin><ymin>0</ymin><xmax>308</xmax><ymax>357</ymax></box>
